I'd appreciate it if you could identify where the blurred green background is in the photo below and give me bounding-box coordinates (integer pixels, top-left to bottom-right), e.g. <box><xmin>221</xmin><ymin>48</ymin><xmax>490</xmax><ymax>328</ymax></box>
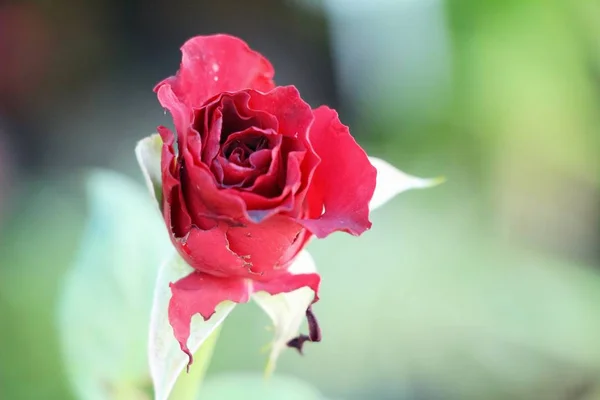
<box><xmin>1</xmin><ymin>0</ymin><xmax>599</xmax><ymax>399</ymax></box>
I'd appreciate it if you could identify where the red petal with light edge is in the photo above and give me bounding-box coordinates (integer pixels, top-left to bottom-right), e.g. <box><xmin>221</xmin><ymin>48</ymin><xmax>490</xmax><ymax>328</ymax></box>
<box><xmin>252</xmin><ymin>271</ymin><xmax>320</xmax><ymax>302</ymax></box>
<box><xmin>298</xmin><ymin>106</ymin><xmax>376</xmax><ymax>238</ymax></box>
<box><xmin>168</xmin><ymin>272</ymin><xmax>251</xmax><ymax>367</ymax></box>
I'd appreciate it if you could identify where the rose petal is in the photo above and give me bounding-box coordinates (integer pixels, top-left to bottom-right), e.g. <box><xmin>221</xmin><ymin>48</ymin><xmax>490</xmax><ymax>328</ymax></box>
<box><xmin>149</xmin><ymin>253</ymin><xmax>236</xmax><ymax>400</ymax></box>
<box><xmin>160</xmin><ymin>127</ymin><xmax>255</xmax><ymax>275</ymax></box>
<box><xmin>230</xmin><ymin>91</ymin><xmax>279</xmax><ymax>131</ymax></box>
<box><xmin>289</xmin><ymin>141</ymin><xmax>322</xmax><ymax>220</ymax></box>
<box><xmin>236</xmin><ymin>137</ymin><xmax>310</xmax><ymax>221</ymax></box>
<box><xmin>248</xmin><ymin>149</ymin><xmax>272</xmax><ymax>170</ymax></box>
<box><xmin>158</xmin><ymin>126</ymin><xmax>178</xmax><ymax>187</ymax></box>
<box><xmin>246</xmin><ymin>148</ymin><xmax>280</xmax><ymax>197</ymax></box>
<box><xmin>196</xmin><ymin>92</ymin><xmax>279</xmax><ymax>164</ymax></box>
<box><xmin>298</xmin><ymin>106</ymin><xmax>377</xmax><ymax>238</ymax></box>
<box><xmin>226</xmin><ymin>215</ymin><xmax>304</xmax><ymax>277</ymax></box>
<box><xmin>247</xmin><ymin>86</ymin><xmax>314</xmax><ymax>139</ymax></box>
<box><xmin>277</xmin><ymin>228</ymin><xmax>313</xmax><ymax>269</ymax></box>
<box><xmin>181</xmin><ymin>159</ymin><xmax>248</xmax><ymax>225</ymax></box>
<box><xmin>253</xmin><ymin>271</ymin><xmax>320</xmax><ymax>301</ymax></box>
<box><xmin>252</xmin><ymin>250</ymin><xmax>320</xmax><ymax>376</ymax></box>
<box><xmin>135</xmin><ymin>133</ymin><xmax>164</xmax><ymax>208</ymax></box>
<box><xmin>159</xmin><ymin>126</ymin><xmax>195</xmax><ymax>237</ymax></box>
<box><xmin>156</xmin><ymin>34</ymin><xmax>275</xmax><ymax>109</ymax></box>
<box><xmin>166</xmin><ymin>180</ymin><xmax>194</xmax><ymax>238</ymax></box>
<box><xmin>220</xmin><ymin>93</ymin><xmax>279</xmax><ymax>138</ymax></box>
<box><xmin>216</xmin><ymin>127</ymin><xmax>280</xmax><ymax>188</ymax></box>
<box><xmin>169</xmin><ymin>271</ymin><xmax>252</xmax><ymax>366</ymax></box>
<box><xmin>368</xmin><ymin>156</ymin><xmax>445</xmax><ymax>211</ymax></box>
<box><xmin>237</xmin><ymin>149</ymin><xmax>303</xmax><ymax>219</ymax></box>
<box><xmin>199</xmin><ymin>97</ymin><xmax>224</xmax><ymax>163</ymax></box>
<box><xmin>156</xmin><ymin>84</ymin><xmax>192</xmax><ymax>141</ymax></box>
<box><xmin>175</xmin><ymin>223</ymin><xmax>254</xmax><ymax>277</ymax></box>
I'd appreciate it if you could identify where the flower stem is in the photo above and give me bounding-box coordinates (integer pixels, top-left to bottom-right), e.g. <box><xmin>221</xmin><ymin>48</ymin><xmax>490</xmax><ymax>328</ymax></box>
<box><xmin>169</xmin><ymin>326</ymin><xmax>222</xmax><ymax>400</ymax></box>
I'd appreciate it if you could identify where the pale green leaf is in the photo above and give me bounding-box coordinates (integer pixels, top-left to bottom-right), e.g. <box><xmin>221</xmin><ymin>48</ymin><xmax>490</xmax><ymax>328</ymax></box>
<box><xmin>253</xmin><ymin>250</ymin><xmax>317</xmax><ymax>378</ymax></box>
<box><xmin>368</xmin><ymin>156</ymin><xmax>444</xmax><ymax>211</ymax></box>
<box><xmin>149</xmin><ymin>253</ymin><xmax>236</xmax><ymax>400</ymax></box>
<box><xmin>169</xmin><ymin>326</ymin><xmax>222</xmax><ymax>400</ymax></box>
<box><xmin>135</xmin><ymin>133</ymin><xmax>163</xmax><ymax>208</ymax></box>
<box><xmin>57</xmin><ymin>170</ymin><xmax>172</xmax><ymax>400</ymax></box>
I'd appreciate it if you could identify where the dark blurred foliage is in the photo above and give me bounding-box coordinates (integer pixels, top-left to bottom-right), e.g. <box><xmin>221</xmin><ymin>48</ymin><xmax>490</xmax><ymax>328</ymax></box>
<box><xmin>0</xmin><ymin>0</ymin><xmax>334</xmax><ymax>175</ymax></box>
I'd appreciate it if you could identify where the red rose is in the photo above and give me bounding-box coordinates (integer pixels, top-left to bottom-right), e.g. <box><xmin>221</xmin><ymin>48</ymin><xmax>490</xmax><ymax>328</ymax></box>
<box><xmin>155</xmin><ymin>34</ymin><xmax>376</xmax><ymax>364</ymax></box>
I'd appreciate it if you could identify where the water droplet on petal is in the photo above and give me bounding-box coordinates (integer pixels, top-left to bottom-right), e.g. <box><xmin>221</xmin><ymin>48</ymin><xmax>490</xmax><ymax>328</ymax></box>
<box><xmin>213</xmin><ymin>76</ymin><xmax>219</xmax><ymax>81</ymax></box>
<box><xmin>212</xmin><ymin>63</ymin><xmax>220</xmax><ymax>72</ymax></box>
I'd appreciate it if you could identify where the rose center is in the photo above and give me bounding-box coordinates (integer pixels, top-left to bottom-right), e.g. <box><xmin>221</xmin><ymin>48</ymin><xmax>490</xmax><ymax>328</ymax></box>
<box><xmin>222</xmin><ymin>134</ymin><xmax>269</xmax><ymax>167</ymax></box>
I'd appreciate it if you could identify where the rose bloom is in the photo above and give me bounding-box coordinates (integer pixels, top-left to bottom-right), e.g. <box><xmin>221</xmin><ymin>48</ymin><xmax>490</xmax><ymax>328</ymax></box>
<box><xmin>151</xmin><ymin>34</ymin><xmax>423</xmax><ymax>366</ymax></box>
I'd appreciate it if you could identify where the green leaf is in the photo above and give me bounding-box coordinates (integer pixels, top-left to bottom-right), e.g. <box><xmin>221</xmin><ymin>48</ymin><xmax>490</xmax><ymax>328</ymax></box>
<box><xmin>148</xmin><ymin>253</ymin><xmax>236</xmax><ymax>400</ymax></box>
<box><xmin>368</xmin><ymin>156</ymin><xmax>444</xmax><ymax>211</ymax></box>
<box><xmin>57</xmin><ymin>169</ymin><xmax>172</xmax><ymax>400</ymax></box>
<box><xmin>253</xmin><ymin>250</ymin><xmax>317</xmax><ymax>379</ymax></box>
<box><xmin>135</xmin><ymin>133</ymin><xmax>164</xmax><ymax>208</ymax></box>
<box><xmin>169</xmin><ymin>326</ymin><xmax>222</xmax><ymax>400</ymax></box>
